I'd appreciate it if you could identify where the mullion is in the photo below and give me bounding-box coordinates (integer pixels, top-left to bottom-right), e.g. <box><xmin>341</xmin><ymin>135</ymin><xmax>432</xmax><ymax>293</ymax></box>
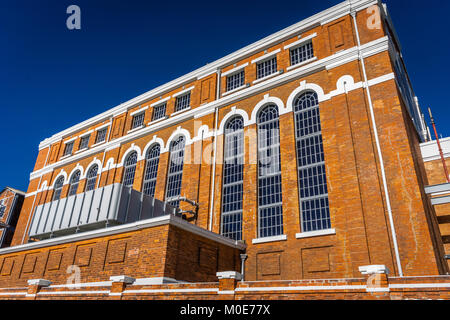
<box><xmin>294</xmin><ymin>92</ymin><xmax>331</xmax><ymax>233</ymax></box>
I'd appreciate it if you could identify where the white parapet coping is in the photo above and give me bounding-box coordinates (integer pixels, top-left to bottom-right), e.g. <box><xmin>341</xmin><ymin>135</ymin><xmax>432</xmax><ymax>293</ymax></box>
<box><xmin>359</xmin><ymin>265</ymin><xmax>390</xmax><ymax>275</ymax></box>
<box><xmin>216</xmin><ymin>271</ymin><xmax>242</xmax><ymax>281</ymax></box>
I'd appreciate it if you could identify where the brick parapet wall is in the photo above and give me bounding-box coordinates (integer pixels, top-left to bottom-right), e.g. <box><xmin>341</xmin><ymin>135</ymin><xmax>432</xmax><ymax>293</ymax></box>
<box><xmin>0</xmin><ymin>274</ymin><xmax>449</xmax><ymax>300</ymax></box>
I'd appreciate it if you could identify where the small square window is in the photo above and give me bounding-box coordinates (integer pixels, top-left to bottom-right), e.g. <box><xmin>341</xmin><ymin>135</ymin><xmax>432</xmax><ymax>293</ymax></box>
<box><xmin>152</xmin><ymin>103</ymin><xmax>166</xmax><ymax>121</ymax></box>
<box><xmin>290</xmin><ymin>41</ymin><xmax>314</xmax><ymax>66</ymax></box>
<box><xmin>175</xmin><ymin>93</ymin><xmax>190</xmax><ymax>112</ymax></box>
<box><xmin>131</xmin><ymin>112</ymin><xmax>145</xmax><ymax>130</ymax></box>
<box><xmin>256</xmin><ymin>57</ymin><xmax>277</xmax><ymax>79</ymax></box>
<box><xmin>95</xmin><ymin>128</ymin><xmax>107</xmax><ymax>144</ymax></box>
<box><xmin>0</xmin><ymin>201</ymin><xmax>5</xmax><ymax>218</ymax></box>
<box><xmin>79</xmin><ymin>135</ymin><xmax>90</xmax><ymax>150</ymax></box>
<box><xmin>226</xmin><ymin>71</ymin><xmax>245</xmax><ymax>92</ymax></box>
<box><xmin>63</xmin><ymin>141</ymin><xmax>74</xmax><ymax>156</ymax></box>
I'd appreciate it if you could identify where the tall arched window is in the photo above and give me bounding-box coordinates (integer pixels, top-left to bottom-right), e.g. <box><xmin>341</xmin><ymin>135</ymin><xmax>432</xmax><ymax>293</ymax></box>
<box><xmin>123</xmin><ymin>151</ymin><xmax>138</xmax><ymax>187</ymax></box>
<box><xmin>257</xmin><ymin>105</ymin><xmax>283</xmax><ymax>238</ymax></box>
<box><xmin>165</xmin><ymin>136</ymin><xmax>185</xmax><ymax>208</ymax></box>
<box><xmin>221</xmin><ymin>116</ymin><xmax>244</xmax><ymax>240</ymax></box>
<box><xmin>85</xmin><ymin>164</ymin><xmax>99</xmax><ymax>192</ymax></box>
<box><xmin>53</xmin><ymin>176</ymin><xmax>65</xmax><ymax>201</ymax></box>
<box><xmin>68</xmin><ymin>170</ymin><xmax>81</xmax><ymax>196</ymax></box>
<box><xmin>293</xmin><ymin>91</ymin><xmax>331</xmax><ymax>232</ymax></box>
<box><xmin>143</xmin><ymin>144</ymin><xmax>161</xmax><ymax>197</ymax></box>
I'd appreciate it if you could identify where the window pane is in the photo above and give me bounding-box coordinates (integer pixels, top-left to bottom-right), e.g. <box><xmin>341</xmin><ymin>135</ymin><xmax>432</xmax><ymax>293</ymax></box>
<box><xmin>79</xmin><ymin>135</ymin><xmax>90</xmax><ymax>150</ymax></box>
<box><xmin>143</xmin><ymin>145</ymin><xmax>160</xmax><ymax>197</ymax></box>
<box><xmin>95</xmin><ymin>128</ymin><xmax>107</xmax><ymax>144</ymax></box>
<box><xmin>53</xmin><ymin>176</ymin><xmax>65</xmax><ymax>201</ymax></box>
<box><xmin>257</xmin><ymin>105</ymin><xmax>283</xmax><ymax>238</ymax></box>
<box><xmin>293</xmin><ymin>92</ymin><xmax>331</xmax><ymax>232</ymax></box>
<box><xmin>290</xmin><ymin>41</ymin><xmax>314</xmax><ymax>66</ymax></box>
<box><xmin>226</xmin><ymin>71</ymin><xmax>245</xmax><ymax>92</ymax></box>
<box><xmin>123</xmin><ymin>152</ymin><xmax>138</xmax><ymax>187</ymax></box>
<box><xmin>68</xmin><ymin>171</ymin><xmax>81</xmax><ymax>196</ymax></box>
<box><xmin>175</xmin><ymin>93</ymin><xmax>190</xmax><ymax>112</ymax></box>
<box><xmin>152</xmin><ymin>103</ymin><xmax>166</xmax><ymax>121</ymax></box>
<box><xmin>165</xmin><ymin>136</ymin><xmax>185</xmax><ymax>208</ymax></box>
<box><xmin>131</xmin><ymin>113</ymin><xmax>145</xmax><ymax>129</ymax></box>
<box><xmin>63</xmin><ymin>142</ymin><xmax>74</xmax><ymax>156</ymax></box>
<box><xmin>85</xmin><ymin>165</ymin><xmax>98</xmax><ymax>191</ymax></box>
<box><xmin>221</xmin><ymin>116</ymin><xmax>244</xmax><ymax>241</ymax></box>
<box><xmin>256</xmin><ymin>57</ymin><xmax>277</xmax><ymax>79</ymax></box>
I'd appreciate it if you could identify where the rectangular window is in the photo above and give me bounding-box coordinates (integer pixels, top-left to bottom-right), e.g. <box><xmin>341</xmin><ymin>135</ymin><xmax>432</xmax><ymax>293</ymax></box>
<box><xmin>95</xmin><ymin>128</ymin><xmax>107</xmax><ymax>144</ymax></box>
<box><xmin>256</xmin><ymin>57</ymin><xmax>277</xmax><ymax>79</ymax></box>
<box><xmin>0</xmin><ymin>201</ymin><xmax>5</xmax><ymax>218</ymax></box>
<box><xmin>63</xmin><ymin>141</ymin><xmax>74</xmax><ymax>156</ymax></box>
<box><xmin>79</xmin><ymin>135</ymin><xmax>90</xmax><ymax>150</ymax></box>
<box><xmin>175</xmin><ymin>93</ymin><xmax>190</xmax><ymax>112</ymax></box>
<box><xmin>131</xmin><ymin>112</ymin><xmax>145</xmax><ymax>129</ymax></box>
<box><xmin>290</xmin><ymin>41</ymin><xmax>314</xmax><ymax>66</ymax></box>
<box><xmin>152</xmin><ymin>103</ymin><xmax>166</xmax><ymax>121</ymax></box>
<box><xmin>226</xmin><ymin>71</ymin><xmax>245</xmax><ymax>92</ymax></box>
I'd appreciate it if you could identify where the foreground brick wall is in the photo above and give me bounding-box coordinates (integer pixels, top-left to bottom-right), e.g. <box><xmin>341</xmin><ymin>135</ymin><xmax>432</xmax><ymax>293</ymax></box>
<box><xmin>0</xmin><ymin>221</ymin><xmax>242</xmax><ymax>289</ymax></box>
<box><xmin>0</xmin><ymin>273</ymin><xmax>448</xmax><ymax>300</ymax></box>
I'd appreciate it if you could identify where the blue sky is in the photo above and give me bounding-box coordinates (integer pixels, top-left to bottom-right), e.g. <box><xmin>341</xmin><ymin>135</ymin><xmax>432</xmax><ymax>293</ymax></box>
<box><xmin>0</xmin><ymin>0</ymin><xmax>449</xmax><ymax>192</ymax></box>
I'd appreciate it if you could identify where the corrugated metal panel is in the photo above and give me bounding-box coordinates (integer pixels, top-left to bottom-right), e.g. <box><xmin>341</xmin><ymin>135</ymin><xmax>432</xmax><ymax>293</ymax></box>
<box><xmin>29</xmin><ymin>183</ymin><xmax>177</xmax><ymax>240</ymax></box>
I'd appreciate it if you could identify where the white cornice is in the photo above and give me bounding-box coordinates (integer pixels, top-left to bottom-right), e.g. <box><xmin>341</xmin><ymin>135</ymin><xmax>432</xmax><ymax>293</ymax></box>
<box><xmin>37</xmin><ymin>0</ymin><xmax>379</xmax><ymax>151</ymax></box>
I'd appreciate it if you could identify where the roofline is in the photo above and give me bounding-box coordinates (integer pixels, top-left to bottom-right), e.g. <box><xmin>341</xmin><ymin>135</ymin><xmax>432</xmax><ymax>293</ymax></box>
<box><xmin>37</xmin><ymin>0</ymin><xmax>380</xmax><ymax>151</ymax></box>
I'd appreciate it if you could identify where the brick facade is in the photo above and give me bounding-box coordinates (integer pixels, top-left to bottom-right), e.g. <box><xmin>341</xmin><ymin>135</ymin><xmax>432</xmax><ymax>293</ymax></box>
<box><xmin>1</xmin><ymin>0</ymin><xmax>449</xmax><ymax>300</ymax></box>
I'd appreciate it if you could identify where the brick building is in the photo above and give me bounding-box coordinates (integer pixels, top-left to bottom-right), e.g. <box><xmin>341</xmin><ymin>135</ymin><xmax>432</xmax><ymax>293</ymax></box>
<box><xmin>0</xmin><ymin>187</ymin><xmax>25</xmax><ymax>249</ymax></box>
<box><xmin>0</xmin><ymin>0</ymin><xmax>450</xmax><ymax>300</ymax></box>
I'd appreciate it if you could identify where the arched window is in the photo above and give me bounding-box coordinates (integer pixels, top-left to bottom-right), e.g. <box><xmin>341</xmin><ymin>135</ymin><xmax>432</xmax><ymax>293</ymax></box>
<box><xmin>165</xmin><ymin>136</ymin><xmax>185</xmax><ymax>208</ymax></box>
<box><xmin>221</xmin><ymin>116</ymin><xmax>244</xmax><ymax>240</ymax></box>
<box><xmin>85</xmin><ymin>164</ymin><xmax>99</xmax><ymax>192</ymax></box>
<box><xmin>68</xmin><ymin>170</ymin><xmax>81</xmax><ymax>196</ymax></box>
<box><xmin>143</xmin><ymin>144</ymin><xmax>161</xmax><ymax>197</ymax></box>
<box><xmin>293</xmin><ymin>92</ymin><xmax>331</xmax><ymax>232</ymax></box>
<box><xmin>257</xmin><ymin>105</ymin><xmax>283</xmax><ymax>238</ymax></box>
<box><xmin>53</xmin><ymin>176</ymin><xmax>65</xmax><ymax>201</ymax></box>
<box><xmin>123</xmin><ymin>151</ymin><xmax>138</xmax><ymax>187</ymax></box>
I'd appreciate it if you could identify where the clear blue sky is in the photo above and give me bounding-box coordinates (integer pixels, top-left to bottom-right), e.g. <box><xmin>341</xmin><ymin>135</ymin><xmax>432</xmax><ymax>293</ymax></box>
<box><xmin>0</xmin><ymin>0</ymin><xmax>448</xmax><ymax>192</ymax></box>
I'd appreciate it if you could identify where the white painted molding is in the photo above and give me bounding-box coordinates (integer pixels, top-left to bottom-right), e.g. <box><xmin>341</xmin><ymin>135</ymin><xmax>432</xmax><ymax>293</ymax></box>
<box><xmin>420</xmin><ymin>137</ymin><xmax>450</xmax><ymax>162</ymax></box>
<box><xmin>63</xmin><ymin>136</ymin><xmax>78</xmax><ymax>144</ymax></box>
<box><xmin>67</xmin><ymin>164</ymin><xmax>84</xmax><ymax>182</ymax></box>
<box><xmin>217</xmin><ymin>108</ymin><xmax>250</xmax><ymax>135</ymax></box>
<box><xmin>27</xmin><ymin>279</ymin><xmax>52</xmax><ymax>287</ymax></box>
<box><xmin>150</xmin><ymin>96</ymin><xmax>171</xmax><ymax>107</ymax></box>
<box><xmin>252</xmin><ymin>70</ymin><xmax>283</xmax><ymax>85</ymax></box>
<box><xmin>251</xmin><ymin>49</ymin><xmax>281</xmax><ymax>64</ymax></box>
<box><xmin>170</xmin><ymin>106</ymin><xmax>192</xmax><ymax>117</ymax></box>
<box><xmin>94</xmin><ymin>123</ymin><xmax>111</xmax><ymax>131</ymax></box>
<box><xmin>142</xmin><ymin>136</ymin><xmax>165</xmax><ymax>157</ymax></box>
<box><xmin>286</xmin><ymin>56</ymin><xmax>318</xmax><ymax>71</ymax></box>
<box><xmin>117</xmin><ymin>144</ymin><xmax>143</xmax><ymax>167</ymax></box>
<box><xmin>79</xmin><ymin>130</ymin><xmax>93</xmax><ymax>137</ymax></box>
<box><xmin>109</xmin><ymin>275</ymin><xmax>136</xmax><ymax>284</ymax></box>
<box><xmin>221</xmin><ymin>63</ymin><xmax>249</xmax><ymax>77</ymax></box>
<box><xmin>359</xmin><ymin>265</ymin><xmax>390</xmax><ymax>275</ymax></box>
<box><xmin>295</xmin><ymin>228</ymin><xmax>336</xmax><ymax>239</ymax></box>
<box><xmin>172</xmin><ymin>86</ymin><xmax>195</xmax><ymax>98</ymax></box>
<box><xmin>252</xmin><ymin>234</ymin><xmax>287</xmax><ymax>244</ymax></box>
<box><xmin>283</xmin><ymin>32</ymin><xmax>317</xmax><ymax>50</ymax></box>
<box><xmin>130</xmin><ymin>106</ymin><xmax>148</xmax><ymax>116</ymax></box>
<box><xmin>216</xmin><ymin>271</ymin><xmax>242</xmax><ymax>280</ymax></box>
<box><xmin>127</xmin><ymin>125</ymin><xmax>145</xmax><ymax>134</ymax></box>
<box><xmin>250</xmin><ymin>95</ymin><xmax>285</xmax><ymax>125</ymax></box>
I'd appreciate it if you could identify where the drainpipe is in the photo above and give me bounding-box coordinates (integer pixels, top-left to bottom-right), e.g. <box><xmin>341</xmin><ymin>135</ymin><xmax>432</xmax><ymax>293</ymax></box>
<box><xmin>208</xmin><ymin>69</ymin><xmax>221</xmax><ymax>231</ymax></box>
<box><xmin>240</xmin><ymin>253</ymin><xmax>247</xmax><ymax>282</ymax></box>
<box><xmin>350</xmin><ymin>8</ymin><xmax>403</xmax><ymax>277</ymax></box>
